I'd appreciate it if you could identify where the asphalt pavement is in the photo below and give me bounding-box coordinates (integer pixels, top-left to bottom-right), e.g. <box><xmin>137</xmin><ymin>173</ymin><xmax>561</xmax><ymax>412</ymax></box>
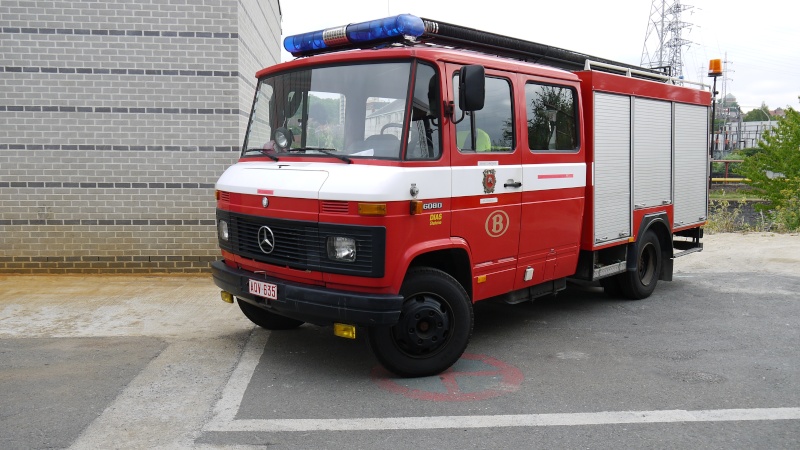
<box><xmin>1</xmin><ymin>232</ymin><xmax>798</xmax><ymax>449</ymax></box>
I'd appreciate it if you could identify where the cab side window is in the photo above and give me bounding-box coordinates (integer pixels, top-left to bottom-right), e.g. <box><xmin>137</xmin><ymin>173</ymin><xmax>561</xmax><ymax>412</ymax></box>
<box><xmin>525</xmin><ymin>83</ymin><xmax>578</xmax><ymax>151</ymax></box>
<box><xmin>406</xmin><ymin>63</ymin><xmax>442</xmax><ymax>160</ymax></box>
<box><xmin>453</xmin><ymin>74</ymin><xmax>514</xmax><ymax>152</ymax></box>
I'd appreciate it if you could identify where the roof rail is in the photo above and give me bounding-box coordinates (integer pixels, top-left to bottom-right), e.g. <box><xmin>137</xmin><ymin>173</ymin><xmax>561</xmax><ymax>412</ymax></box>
<box><xmin>583</xmin><ymin>60</ymin><xmax>711</xmax><ymax>89</ymax></box>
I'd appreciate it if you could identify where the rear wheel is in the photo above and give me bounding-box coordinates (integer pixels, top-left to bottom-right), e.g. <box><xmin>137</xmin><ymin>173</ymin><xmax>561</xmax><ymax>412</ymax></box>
<box><xmin>619</xmin><ymin>230</ymin><xmax>662</xmax><ymax>300</ymax></box>
<box><xmin>368</xmin><ymin>268</ymin><xmax>473</xmax><ymax>378</ymax></box>
<box><xmin>237</xmin><ymin>298</ymin><xmax>304</xmax><ymax>330</ymax></box>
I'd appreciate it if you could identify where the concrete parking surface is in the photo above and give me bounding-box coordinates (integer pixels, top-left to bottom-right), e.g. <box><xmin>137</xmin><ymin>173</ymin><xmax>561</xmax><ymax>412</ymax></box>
<box><xmin>1</xmin><ymin>233</ymin><xmax>799</xmax><ymax>449</ymax></box>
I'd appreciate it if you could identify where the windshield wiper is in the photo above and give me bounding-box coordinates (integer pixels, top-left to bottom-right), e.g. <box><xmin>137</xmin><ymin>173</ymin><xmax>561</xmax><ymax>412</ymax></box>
<box><xmin>244</xmin><ymin>148</ymin><xmax>279</xmax><ymax>161</ymax></box>
<box><xmin>285</xmin><ymin>147</ymin><xmax>352</xmax><ymax>164</ymax></box>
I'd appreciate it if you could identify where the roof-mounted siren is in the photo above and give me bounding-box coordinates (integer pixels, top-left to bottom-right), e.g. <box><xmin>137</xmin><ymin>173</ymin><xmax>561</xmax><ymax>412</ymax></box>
<box><xmin>284</xmin><ymin>14</ymin><xmax>426</xmax><ymax>57</ymax></box>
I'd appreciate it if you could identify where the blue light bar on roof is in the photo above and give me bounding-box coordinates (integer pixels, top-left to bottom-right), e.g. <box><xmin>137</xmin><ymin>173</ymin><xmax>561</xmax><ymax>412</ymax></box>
<box><xmin>284</xmin><ymin>14</ymin><xmax>425</xmax><ymax>56</ymax></box>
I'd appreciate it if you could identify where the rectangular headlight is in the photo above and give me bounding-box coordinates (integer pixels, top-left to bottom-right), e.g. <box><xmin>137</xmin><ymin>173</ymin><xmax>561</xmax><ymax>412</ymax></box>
<box><xmin>327</xmin><ymin>236</ymin><xmax>356</xmax><ymax>262</ymax></box>
<box><xmin>218</xmin><ymin>219</ymin><xmax>229</xmax><ymax>241</ymax></box>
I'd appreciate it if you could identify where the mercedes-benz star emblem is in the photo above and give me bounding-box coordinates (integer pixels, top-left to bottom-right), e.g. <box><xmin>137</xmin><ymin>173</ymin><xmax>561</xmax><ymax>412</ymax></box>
<box><xmin>257</xmin><ymin>226</ymin><xmax>275</xmax><ymax>254</ymax></box>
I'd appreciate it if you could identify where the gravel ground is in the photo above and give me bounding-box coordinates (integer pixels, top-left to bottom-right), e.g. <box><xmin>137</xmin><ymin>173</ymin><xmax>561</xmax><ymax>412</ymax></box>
<box><xmin>675</xmin><ymin>232</ymin><xmax>800</xmax><ymax>276</ymax></box>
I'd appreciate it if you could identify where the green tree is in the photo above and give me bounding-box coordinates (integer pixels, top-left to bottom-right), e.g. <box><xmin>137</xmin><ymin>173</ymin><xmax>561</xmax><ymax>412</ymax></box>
<box><xmin>739</xmin><ymin>103</ymin><xmax>800</xmax><ymax>231</ymax></box>
<box><xmin>743</xmin><ymin>103</ymin><xmax>771</xmax><ymax>122</ymax></box>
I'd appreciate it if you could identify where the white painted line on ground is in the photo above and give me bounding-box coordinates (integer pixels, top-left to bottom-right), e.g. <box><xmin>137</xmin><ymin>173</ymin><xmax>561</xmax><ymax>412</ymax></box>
<box><xmin>204</xmin><ymin>327</ymin><xmax>800</xmax><ymax>433</ymax></box>
<box><xmin>207</xmin><ymin>408</ymin><xmax>800</xmax><ymax>432</ymax></box>
<box><xmin>204</xmin><ymin>327</ymin><xmax>270</xmax><ymax>431</ymax></box>
<box><xmin>72</xmin><ymin>336</ymin><xmax>248</xmax><ymax>448</ymax></box>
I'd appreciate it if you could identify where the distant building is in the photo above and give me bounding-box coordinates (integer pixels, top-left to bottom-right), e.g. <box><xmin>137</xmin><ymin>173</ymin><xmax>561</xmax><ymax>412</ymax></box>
<box><xmin>0</xmin><ymin>0</ymin><xmax>282</xmax><ymax>273</ymax></box>
<box><xmin>770</xmin><ymin>108</ymin><xmax>786</xmax><ymax>118</ymax></box>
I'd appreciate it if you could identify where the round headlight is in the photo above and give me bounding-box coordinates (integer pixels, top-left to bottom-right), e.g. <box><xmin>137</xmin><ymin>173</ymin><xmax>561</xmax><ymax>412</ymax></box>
<box><xmin>273</xmin><ymin>127</ymin><xmax>293</xmax><ymax>150</ymax></box>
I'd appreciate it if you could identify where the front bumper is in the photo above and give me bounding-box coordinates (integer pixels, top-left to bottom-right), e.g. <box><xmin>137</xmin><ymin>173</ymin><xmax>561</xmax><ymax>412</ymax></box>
<box><xmin>211</xmin><ymin>260</ymin><xmax>403</xmax><ymax>326</ymax></box>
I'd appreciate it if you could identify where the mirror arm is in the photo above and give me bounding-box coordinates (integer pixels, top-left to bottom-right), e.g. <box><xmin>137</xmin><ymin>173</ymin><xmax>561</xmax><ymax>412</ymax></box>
<box><xmin>470</xmin><ymin>110</ymin><xmax>477</xmax><ymax>150</ymax></box>
<box><xmin>448</xmin><ymin>101</ymin><xmax>467</xmax><ymax>124</ymax></box>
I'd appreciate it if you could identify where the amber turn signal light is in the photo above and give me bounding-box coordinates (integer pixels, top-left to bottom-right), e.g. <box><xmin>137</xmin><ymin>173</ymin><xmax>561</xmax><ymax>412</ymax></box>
<box><xmin>410</xmin><ymin>200</ymin><xmax>424</xmax><ymax>215</ymax></box>
<box><xmin>358</xmin><ymin>203</ymin><xmax>387</xmax><ymax>216</ymax></box>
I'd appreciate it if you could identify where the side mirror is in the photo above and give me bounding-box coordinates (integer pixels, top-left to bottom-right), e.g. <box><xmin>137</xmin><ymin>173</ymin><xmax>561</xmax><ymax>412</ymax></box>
<box><xmin>458</xmin><ymin>65</ymin><xmax>485</xmax><ymax>112</ymax></box>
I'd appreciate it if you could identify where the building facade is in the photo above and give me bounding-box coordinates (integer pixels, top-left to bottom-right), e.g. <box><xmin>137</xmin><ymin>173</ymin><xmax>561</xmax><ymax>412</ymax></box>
<box><xmin>0</xmin><ymin>0</ymin><xmax>282</xmax><ymax>273</ymax></box>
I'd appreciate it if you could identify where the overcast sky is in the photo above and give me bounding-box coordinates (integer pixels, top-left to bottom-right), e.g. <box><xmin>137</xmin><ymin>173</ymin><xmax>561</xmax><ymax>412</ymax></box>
<box><xmin>278</xmin><ymin>0</ymin><xmax>799</xmax><ymax>113</ymax></box>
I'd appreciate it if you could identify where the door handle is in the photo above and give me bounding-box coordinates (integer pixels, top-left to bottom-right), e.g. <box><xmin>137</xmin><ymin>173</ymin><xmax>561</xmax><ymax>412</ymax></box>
<box><xmin>504</xmin><ymin>180</ymin><xmax>522</xmax><ymax>188</ymax></box>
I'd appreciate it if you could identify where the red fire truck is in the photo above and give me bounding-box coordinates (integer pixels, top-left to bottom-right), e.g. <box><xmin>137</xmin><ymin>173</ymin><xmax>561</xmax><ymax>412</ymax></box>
<box><xmin>212</xmin><ymin>15</ymin><xmax>710</xmax><ymax>377</ymax></box>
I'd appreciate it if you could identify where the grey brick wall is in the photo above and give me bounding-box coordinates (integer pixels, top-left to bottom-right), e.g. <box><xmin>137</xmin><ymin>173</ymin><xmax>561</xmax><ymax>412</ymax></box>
<box><xmin>0</xmin><ymin>0</ymin><xmax>282</xmax><ymax>273</ymax></box>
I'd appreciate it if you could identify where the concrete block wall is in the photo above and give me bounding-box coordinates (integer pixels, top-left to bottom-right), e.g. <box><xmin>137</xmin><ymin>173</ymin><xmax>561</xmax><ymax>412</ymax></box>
<box><xmin>0</xmin><ymin>0</ymin><xmax>282</xmax><ymax>273</ymax></box>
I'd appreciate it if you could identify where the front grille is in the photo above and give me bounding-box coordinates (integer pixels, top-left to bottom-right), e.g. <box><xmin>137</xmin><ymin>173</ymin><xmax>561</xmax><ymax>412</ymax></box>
<box><xmin>217</xmin><ymin>210</ymin><xmax>385</xmax><ymax>277</ymax></box>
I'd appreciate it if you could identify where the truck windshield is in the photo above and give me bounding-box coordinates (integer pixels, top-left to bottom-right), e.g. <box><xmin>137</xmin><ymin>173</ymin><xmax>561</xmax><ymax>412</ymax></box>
<box><xmin>243</xmin><ymin>62</ymin><xmax>413</xmax><ymax>160</ymax></box>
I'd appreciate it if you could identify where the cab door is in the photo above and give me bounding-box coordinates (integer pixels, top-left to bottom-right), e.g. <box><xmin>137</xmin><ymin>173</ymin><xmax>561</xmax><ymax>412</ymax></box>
<box><xmin>445</xmin><ymin>64</ymin><xmax>522</xmax><ymax>301</ymax></box>
<box><xmin>516</xmin><ymin>77</ymin><xmax>586</xmax><ymax>289</ymax></box>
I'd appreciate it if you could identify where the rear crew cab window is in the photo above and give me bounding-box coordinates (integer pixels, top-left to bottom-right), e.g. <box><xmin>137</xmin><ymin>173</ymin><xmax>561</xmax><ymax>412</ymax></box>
<box><xmin>525</xmin><ymin>83</ymin><xmax>578</xmax><ymax>151</ymax></box>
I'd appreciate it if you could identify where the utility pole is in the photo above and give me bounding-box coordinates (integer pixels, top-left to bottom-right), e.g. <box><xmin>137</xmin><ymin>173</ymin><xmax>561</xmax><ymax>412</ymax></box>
<box><xmin>720</xmin><ymin>53</ymin><xmax>734</xmax><ymax>112</ymax></box>
<box><xmin>720</xmin><ymin>53</ymin><xmax>735</xmax><ymax>155</ymax></box>
<box><xmin>708</xmin><ymin>59</ymin><xmax>722</xmax><ymax>188</ymax></box>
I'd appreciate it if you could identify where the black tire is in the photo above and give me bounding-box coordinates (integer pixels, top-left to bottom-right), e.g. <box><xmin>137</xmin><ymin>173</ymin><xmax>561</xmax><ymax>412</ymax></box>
<box><xmin>237</xmin><ymin>298</ymin><xmax>304</xmax><ymax>330</ymax></box>
<box><xmin>619</xmin><ymin>230</ymin><xmax>662</xmax><ymax>300</ymax></box>
<box><xmin>368</xmin><ymin>268</ymin><xmax>473</xmax><ymax>378</ymax></box>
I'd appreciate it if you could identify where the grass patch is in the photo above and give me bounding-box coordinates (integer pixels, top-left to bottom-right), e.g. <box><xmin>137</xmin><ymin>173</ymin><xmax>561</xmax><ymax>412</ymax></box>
<box><xmin>709</xmin><ymin>186</ymin><xmax>763</xmax><ymax>201</ymax></box>
<box><xmin>707</xmin><ymin>197</ymin><xmax>748</xmax><ymax>233</ymax></box>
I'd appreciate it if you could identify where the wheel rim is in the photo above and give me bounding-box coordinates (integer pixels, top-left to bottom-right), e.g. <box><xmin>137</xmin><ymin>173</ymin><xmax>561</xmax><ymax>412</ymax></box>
<box><xmin>638</xmin><ymin>243</ymin><xmax>657</xmax><ymax>286</ymax></box>
<box><xmin>391</xmin><ymin>293</ymin><xmax>452</xmax><ymax>357</ymax></box>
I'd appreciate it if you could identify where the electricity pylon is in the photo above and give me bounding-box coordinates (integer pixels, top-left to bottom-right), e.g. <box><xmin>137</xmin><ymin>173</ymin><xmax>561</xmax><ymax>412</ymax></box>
<box><xmin>640</xmin><ymin>0</ymin><xmax>694</xmax><ymax>79</ymax></box>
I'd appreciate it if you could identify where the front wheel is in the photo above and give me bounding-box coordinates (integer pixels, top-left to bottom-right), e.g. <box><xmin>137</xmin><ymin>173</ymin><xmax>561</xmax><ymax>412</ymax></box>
<box><xmin>368</xmin><ymin>268</ymin><xmax>473</xmax><ymax>378</ymax></box>
<box><xmin>619</xmin><ymin>230</ymin><xmax>663</xmax><ymax>300</ymax></box>
<box><xmin>237</xmin><ymin>298</ymin><xmax>304</xmax><ymax>330</ymax></box>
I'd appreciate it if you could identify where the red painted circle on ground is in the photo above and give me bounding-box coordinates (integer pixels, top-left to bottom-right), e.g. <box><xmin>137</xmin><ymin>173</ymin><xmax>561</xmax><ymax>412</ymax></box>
<box><xmin>371</xmin><ymin>353</ymin><xmax>524</xmax><ymax>402</ymax></box>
